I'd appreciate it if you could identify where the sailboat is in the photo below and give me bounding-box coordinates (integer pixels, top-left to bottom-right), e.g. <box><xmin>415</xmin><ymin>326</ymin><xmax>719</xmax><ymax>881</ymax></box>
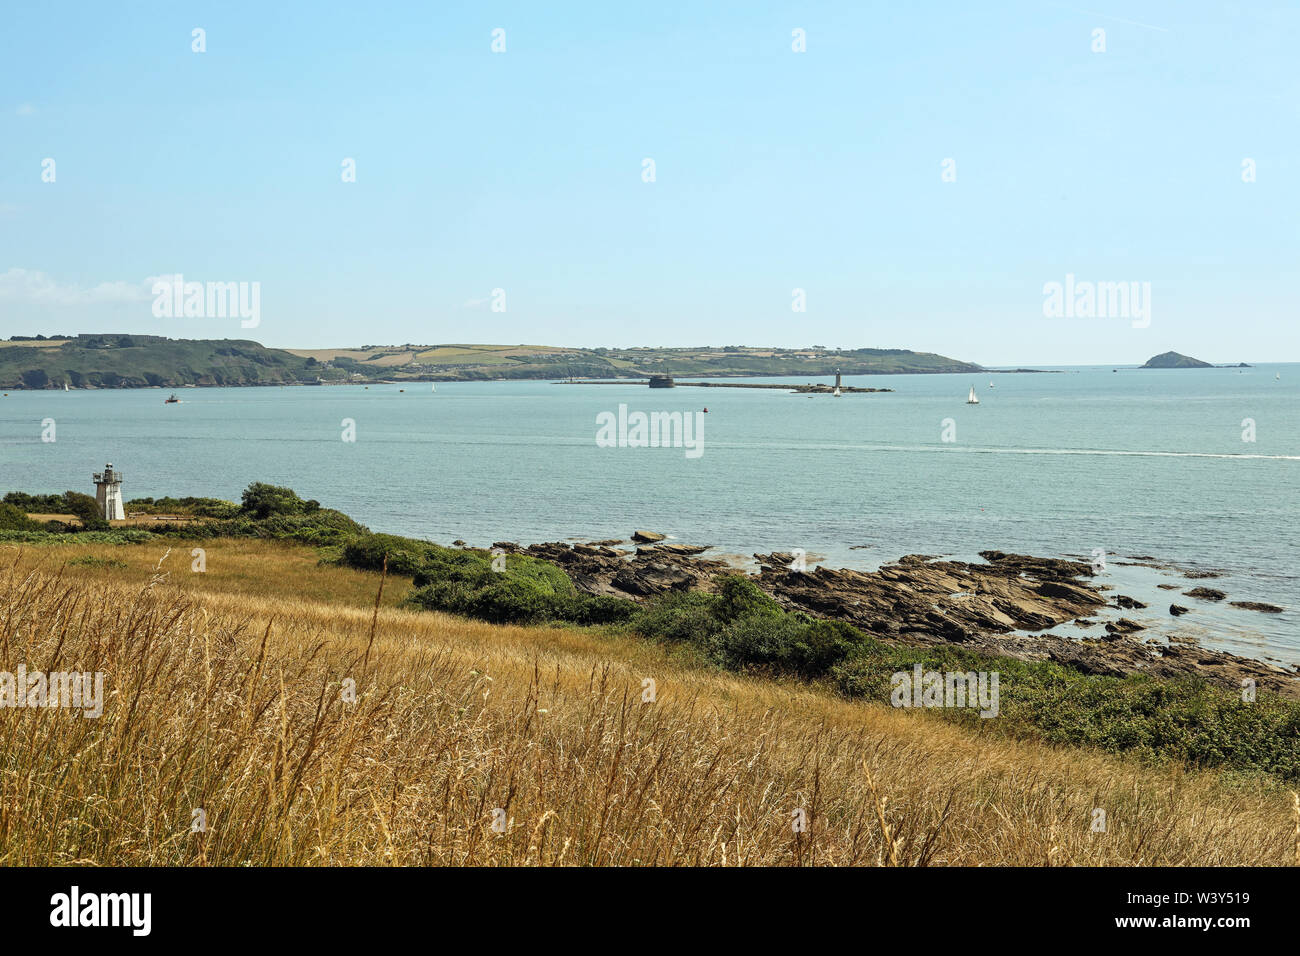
<box><xmin>967</xmin><ymin>385</ymin><xmax>980</xmax><ymax>405</ymax></box>
<box><xmin>832</xmin><ymin>385</ymin><xmax>842</xmax><ymax>397</ymax></box>
<box><xmin>988</xmin><ymin>381</ymin><xmax>994</xmax><ymax>388</ymax></box>
<box><xmin>1276</xmin><ymin>372</ymin><xmax>1281</xmax><ymax>381</ymax></box>
<box><xmin>63</xmin><ymin>383</ymin><xmax>69</xmax><ymax>391</ymax></box>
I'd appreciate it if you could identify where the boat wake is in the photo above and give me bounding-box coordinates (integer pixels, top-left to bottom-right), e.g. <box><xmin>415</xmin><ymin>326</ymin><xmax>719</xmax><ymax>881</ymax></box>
<box><xmin>723</xmin><ymin>442</ymin><xmax>1300</xmax><ymax>460</ymax></box>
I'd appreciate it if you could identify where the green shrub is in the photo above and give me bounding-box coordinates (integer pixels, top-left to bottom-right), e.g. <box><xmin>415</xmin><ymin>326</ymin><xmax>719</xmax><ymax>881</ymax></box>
<box><xmin>342</xmin><ymin>533</ymin><xmax>451</xmax><ymax>577</ymax></box>
<box><xmin>628</xmin><ymin>580</ymin><xmax>862</xmax><ymax>678</ymax></box>
<box><xmin>405</xmin><ymin>548</ymin><xmax>584</xmax><ymax>625</ymax></box>
<box><xmin>240</xmin><ymin>482</ymin><xmax>314</xmax><ymax>519</ymax></box>
<box><xmin>627</xmin><ymin>591</ymin><xmax>725</xmax><ymax>645</ymax></box>
<box><xmin>0</xmin><ymin>503</ymin><xmax>41</xmax><ymax>532</ymax></box>
<box><xmin>62</xmin><ymin>491</ymin><xmax>108</xmax><ymax>531</ymax></box>
<box><xmin>568</xmin><ymin>594</ymin><xmax>639</xmax><ymax>626</ymax></box>
<box><xmin>414</xmin><ymin>574</ymin><xmax>566</xmax><ymax>625</ymax></box>
<box><xmin>707</xmin><ymin>612</ymin><xmax>810</xmax><ymax>671</ymax></box>
<box><xmin>338</xmin><ymin>533</ymin><xmax>635</xmax><ymax>628</ymax></box>
<box><xmin>788</xmin><ymin>618</ymin><xmax>869</xmax><ymax>677</ymax></box>
<box><xmin>714</xmin><ymin>574</ymin><xmax>783</xmax><ymax>622</ymax></box>
<box><xmin>3</xmin><ymin>492</ymin><xmax>70</xmax><ymax>513</ymax></box>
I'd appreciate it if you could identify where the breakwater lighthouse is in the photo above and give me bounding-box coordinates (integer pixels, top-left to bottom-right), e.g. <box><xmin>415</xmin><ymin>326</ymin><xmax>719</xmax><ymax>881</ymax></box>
<box><xmin>93</xmin><ymin>463</ymin><xmax>125</xmax><ymax>520</ymax></box>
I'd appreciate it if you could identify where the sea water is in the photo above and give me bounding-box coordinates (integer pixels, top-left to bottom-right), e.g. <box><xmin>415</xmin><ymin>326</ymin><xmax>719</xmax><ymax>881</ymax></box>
<box><xmin>2</xmin><ymin>364</ymin><xmax>1296</xmax><ymax>664</ymax></box>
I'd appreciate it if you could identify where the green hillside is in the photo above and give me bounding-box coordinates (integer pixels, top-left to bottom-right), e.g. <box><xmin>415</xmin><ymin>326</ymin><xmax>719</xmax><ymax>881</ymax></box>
<box><xmin>0</xmin><ymin>335</ymin><xmax>342</xmax><ymax>389</ymax></box>
<box><xmin>288</xmin><ymin>343</ymin><xmax>985</xmax><ymax>382</ymax></box>
<box><xmin>2</xmin><ymin>336</ymin><xmax>983</xmax><ymax>389</ymax></box>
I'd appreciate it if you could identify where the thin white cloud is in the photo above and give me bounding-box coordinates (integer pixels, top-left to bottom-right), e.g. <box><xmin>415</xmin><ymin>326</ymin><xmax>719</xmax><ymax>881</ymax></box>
<box><xmin>15</xmin><ymin>103</ymin><xmax>36</xmax><ymax>116</ymax></box>
<box><xmin>0</xmin><ymin>268</ymin><xmax>153</xmax><ymax>305</ymax></box>
<box><xmin>1045</xmin><ymin>3</ymin><xmax>1170</xmax><ymax>32</ymax></box>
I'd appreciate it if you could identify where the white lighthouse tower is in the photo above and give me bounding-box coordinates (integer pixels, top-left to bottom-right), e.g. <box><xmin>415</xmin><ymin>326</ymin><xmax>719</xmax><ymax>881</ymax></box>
<box><xmin>93</xmin><ymin>463</ymin><xmax>125</xmax><ymax>521</ymax></box>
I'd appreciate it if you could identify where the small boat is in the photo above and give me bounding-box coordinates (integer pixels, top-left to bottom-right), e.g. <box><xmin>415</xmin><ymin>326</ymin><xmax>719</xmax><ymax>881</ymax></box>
<box><xmin>832</xmin><ymin>386</ymin><xmax>842</xmax><ymax>397</ymax></box>
<box><xmin>63</xmin><ymin>383</ymin><xmax>69</xmax><ymax>392</ymax></box>
<box><xmin>164</xmin><ymin>394</ymin><xmax>179</xmax><ymax>404</ymax></box>
<box><xmin>967</xmin><ymin>386</ymin><xmax>979</xmax><ymax>405</ymax></box>
<box><xmin>988</xmin><ymin>381</ymin><xmax>994</xmax><ymax>389</ymax></box>
<box><xmin>1276</xmin><ymin>373</ymin><xmax>1281</xmax><ymax>381</ymax></box>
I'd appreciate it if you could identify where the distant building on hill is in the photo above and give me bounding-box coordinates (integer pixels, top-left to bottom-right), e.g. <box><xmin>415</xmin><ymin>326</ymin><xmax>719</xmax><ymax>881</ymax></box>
<box><xmin>93</xmin><ymin>464</ymin><xmax>125</xmax><ymax>520</ymax></box>
<box><xmin>648</xmin><ymin>374</ymin><xmax>675</xmax><ymax>388</ymax></box>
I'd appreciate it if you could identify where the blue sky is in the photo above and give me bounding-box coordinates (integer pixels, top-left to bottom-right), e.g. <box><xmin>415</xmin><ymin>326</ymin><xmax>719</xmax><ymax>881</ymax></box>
<box><xmin>1</xmin><ymin>0</ymin><xmax>1296</xmax><ymax>365</ymax></box>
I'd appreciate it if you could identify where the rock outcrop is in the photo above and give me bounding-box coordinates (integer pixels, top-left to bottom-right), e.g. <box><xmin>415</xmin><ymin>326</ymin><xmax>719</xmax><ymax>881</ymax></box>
<box><xmin>1230</xmin><ymin>601</ymin><xmax>1284</xmax><ymax>613</ymax></box>
<box><xmin>511</xmin><ymin>541</ymin><xmax>1297</xmax><ymax>698</ymax></box>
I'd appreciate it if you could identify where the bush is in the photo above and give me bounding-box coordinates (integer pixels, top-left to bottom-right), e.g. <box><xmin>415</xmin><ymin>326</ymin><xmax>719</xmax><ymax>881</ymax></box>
<box><xmin>707</xmin><ymin>612</ymin><xmax>810</xmax><ymax>672</ymax></box>
<box><xmin>627</xmin><ymin>578</ymin><xmax>863</xmax><ymax>679</ymax></box>
<box><xmin>0</xmin><ymin>503</ymin><xmax>41</xmax><ymax>532</ymax></box>
<box><xmin>3</xmin><ymin>491</ymin><xmax>108</xmax><ymax>530</ymax></box>
<box><xmin>338</xmin><ymin>532</ymin><xmax>636</xmax><ymax>627</ymax></box>
<box><xmin>627</xmin><ymin>591</ymin><xmax>725</xmax><ymax>645</ymax></box>
<box><xmin>414</xmin><ymin>573</ymin><xmax>570</xmax><ymax>625</ymax></box>
<box><xmin>240</xmin><ymin>482</ymin><xmax>311</xmax><ymax>519</ymax></box>
<box><xmin>405</xmin><ymin>548</ymin><xmax>582</xmax><ymax>625</ymax></box>
<box><xmin>788</xmin><ymin>618</ymin><xmax>868</xmax><ymax>677</ymax></box>
<box><xmin>62</xmin><ymin>491</ymin><xmax>108</xmax><ymax>531</ymax></box>
<box><xmin>714</xmin><ymin>575</ymin><xmax>783</xmax><ymax>622</ymax></box>
<box><xmin>342</xmin><ymin>533</ymin><xmax>447</xmax><ymax>577</ymax></box>
<box><xmin>568</xmin><ymin>594</ymin><xmax>640</xmax><ymax>626</ymax></box>
<box><xmin>3</xmin><ymin>492</ymin><xmax>69</xmax><ymax>512</ymax></box>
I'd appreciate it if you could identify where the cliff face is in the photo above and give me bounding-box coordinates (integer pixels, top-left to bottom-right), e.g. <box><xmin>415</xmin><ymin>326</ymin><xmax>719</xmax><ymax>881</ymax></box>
<box><xmin>1141</xmin><ymin>351</ymin><xmax>1212</xmax><ymax>369</ymax></box>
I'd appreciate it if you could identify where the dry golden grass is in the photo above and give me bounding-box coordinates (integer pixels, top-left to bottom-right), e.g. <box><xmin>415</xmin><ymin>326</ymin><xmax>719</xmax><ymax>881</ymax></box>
<box><xmin>6</xmin><ymin>539</ymin><xmax>410</xmax><ymax>609</ymax></box>
<box><xmin>0</xmin><ymin>541</ymin><xmax>1295</xmax><ymax>866</ymax></box>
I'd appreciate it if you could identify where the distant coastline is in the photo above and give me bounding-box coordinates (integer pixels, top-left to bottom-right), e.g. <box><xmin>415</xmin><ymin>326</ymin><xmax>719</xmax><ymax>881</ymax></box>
<box><xmin>3</xmin><ymin>334</ymin><xmax>1281</xmax><ymax>391</ymax></box>
<box><xmin>1</xmin><ymin>335</ymin><xmax>996</xmax><ymax>390</ymax></box>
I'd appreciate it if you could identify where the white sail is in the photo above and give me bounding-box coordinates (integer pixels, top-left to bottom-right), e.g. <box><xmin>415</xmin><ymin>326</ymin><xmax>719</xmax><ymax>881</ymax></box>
<box><xmin>833</xmin><ymin>386</ymin><xmax>842</xmax><ymax>397</ymax></box>
<box><xmin>967</xmin><ymin>386</ymin><xmax>979</xmax><ymax>404</ymax></box>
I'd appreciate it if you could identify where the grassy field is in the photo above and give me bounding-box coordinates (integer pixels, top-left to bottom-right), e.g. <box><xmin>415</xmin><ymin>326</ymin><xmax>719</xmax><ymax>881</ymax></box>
<box><xmin>2</xmin><ymin>536</ymin><xmax>1297</xmax><ymax>866</ymax></box>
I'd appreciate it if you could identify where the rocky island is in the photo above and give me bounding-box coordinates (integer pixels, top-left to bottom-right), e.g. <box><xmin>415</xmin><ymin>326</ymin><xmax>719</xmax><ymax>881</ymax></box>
<box><xmin>1141</xmin><ymin>351</ymin><xmax>1251</xmax><ymax>369</ymax></box>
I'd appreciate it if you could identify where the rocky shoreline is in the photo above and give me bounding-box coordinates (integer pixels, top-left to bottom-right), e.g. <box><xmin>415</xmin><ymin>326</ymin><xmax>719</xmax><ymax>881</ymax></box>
<box><xmin>493</xmin><ymin>538</ymin><xmax>1298</xmax><ymax>699</ymax></box>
